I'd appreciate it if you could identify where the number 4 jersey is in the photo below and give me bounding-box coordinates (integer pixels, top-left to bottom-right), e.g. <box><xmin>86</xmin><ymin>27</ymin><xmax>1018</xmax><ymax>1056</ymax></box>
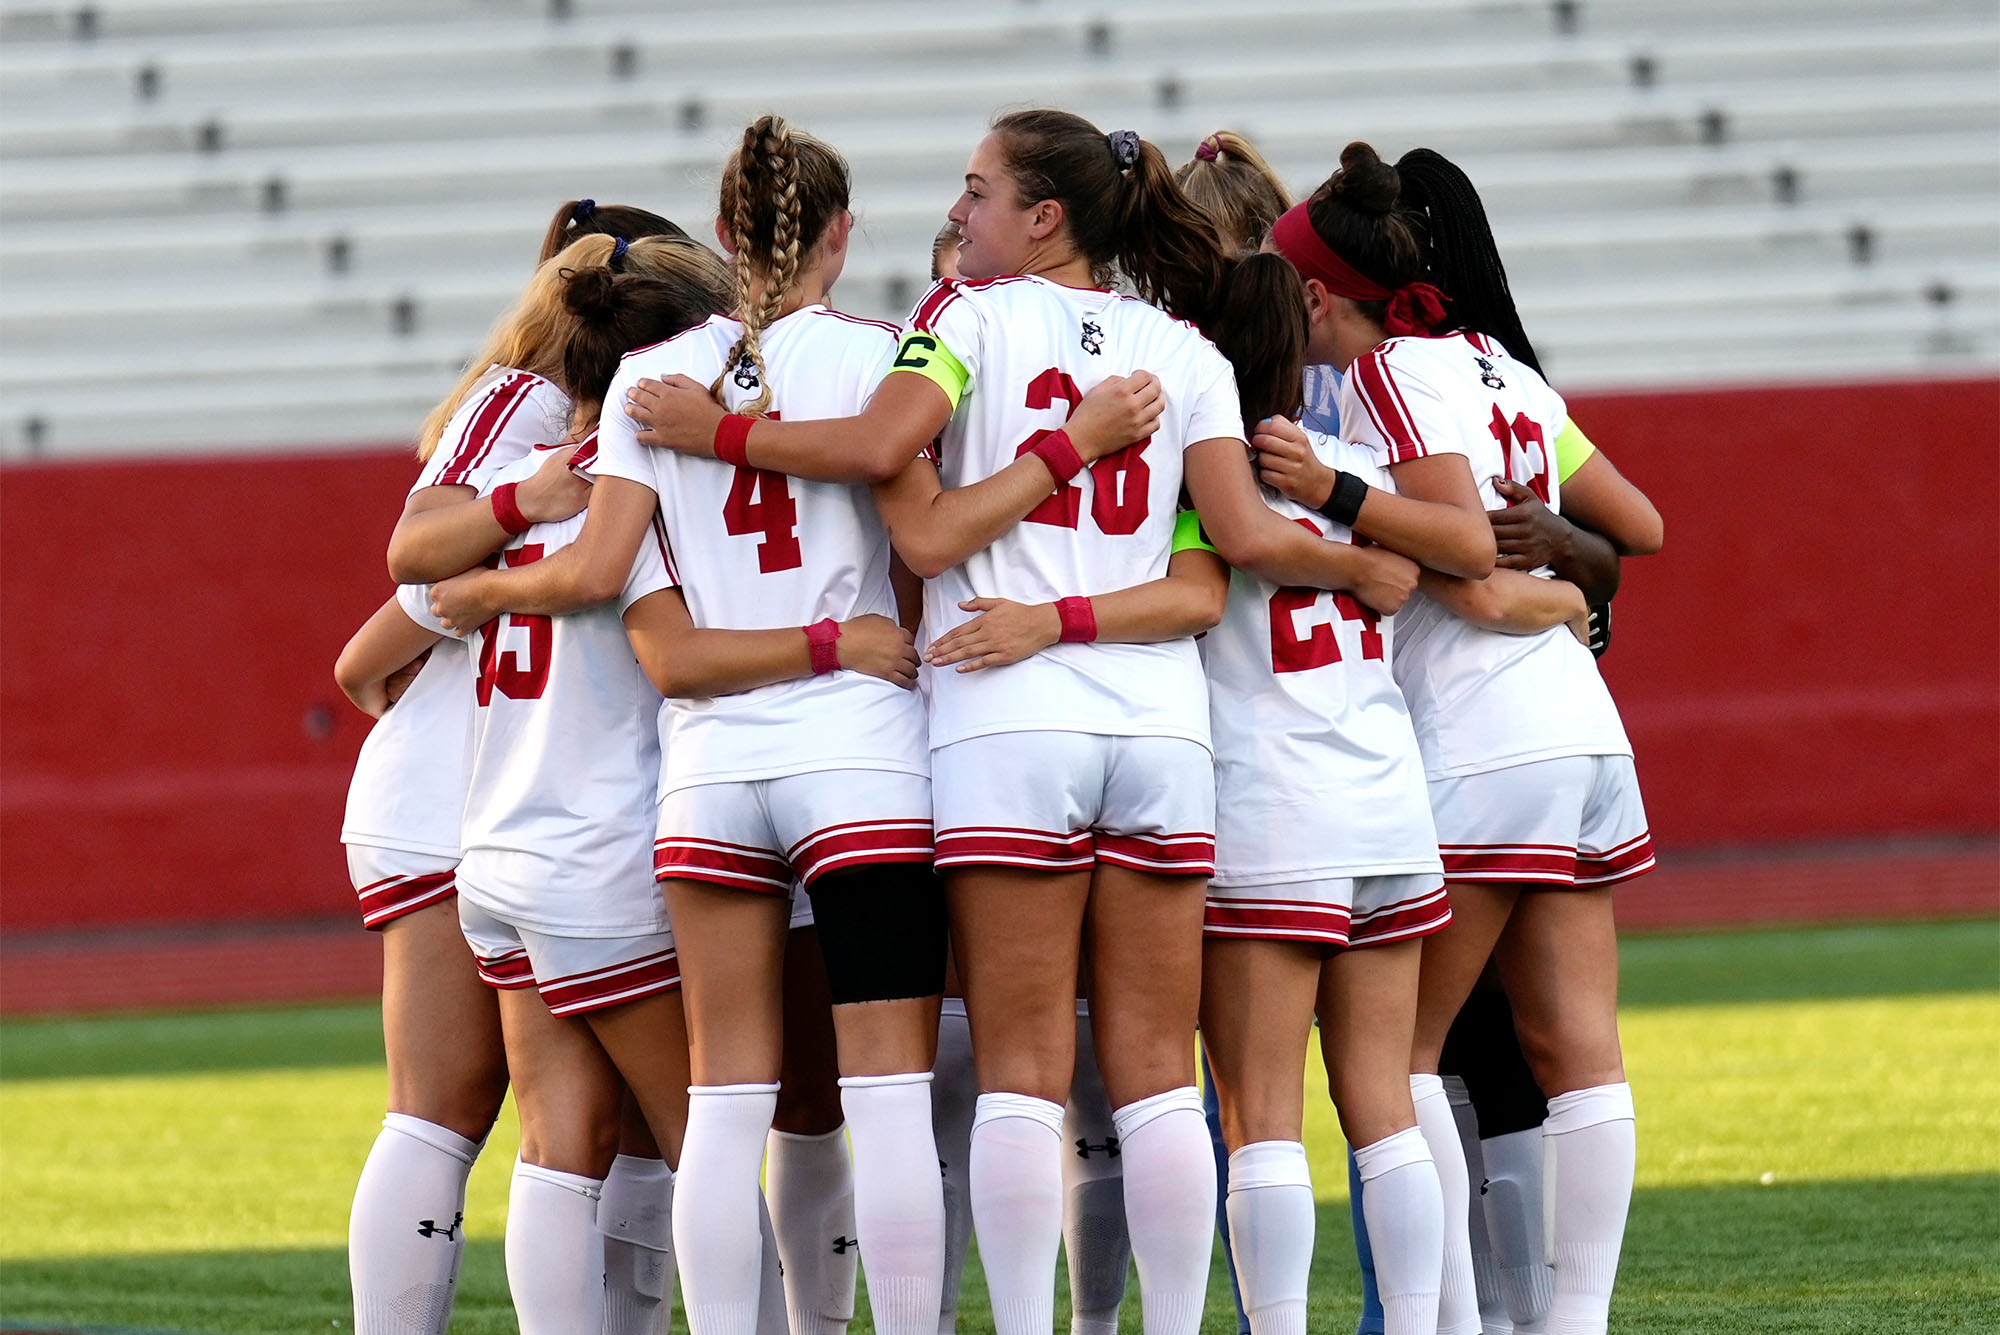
<box><xmin>1341</xmin><ymin>331</ymin><xmax>1630</xmax><ymax>779</ymax></box>
<box><xmin>400</xmin><ymin>445</ymin><xmax>677</xmax><ymax>936</ymax></box>
<box><xmin>593</xmin><ymin>305</ymin><xmax>928</xmax><ymax>792</ymax></box>
<box><xmin>1200</xmin><ymin>437</ymin><xmax>1442</xmax><ymax>885</ymax></box>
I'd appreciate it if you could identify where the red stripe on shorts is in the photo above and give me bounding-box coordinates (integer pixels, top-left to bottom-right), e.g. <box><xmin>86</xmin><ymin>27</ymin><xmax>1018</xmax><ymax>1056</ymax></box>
<box><xmin>1203</xmin><ymin>895</ymin><xmax>1354</xmax><ymax>947</ymax></box>
<box><xmin>1348</xmin><ymin>886</ymin><xmax>1454</xmax><ymax>946</ymax></box>
<box><xmin>357</xmin><ymin>870</ymin><xmax>457</xmax><ymax>930</ymax></box>
<box><xmin>654</xmin><ymin>837</ymin><xmax>792</xmax><ymax>893</ymax></box>
<box><xmin>539</xmin><ymin>949</ymin><xmax>682</xmax><ymax>1016</ymax></box>
<box><xmin>1576</xmin><ymin>833</ymin><xmax>1657</xmax><ymax>887</ymax></box>
<box><xmin>791</xmin><ymin>819</ymin><xmax>935</xmax><ymax>886</ymax></box>
<box><xmin>1441</xmin><ymin>845</ymin><xmax>1578</xmax><ymax>884</ymax></box>
<box><xmin>1096</xmin><ymin>831</ymin><xmax>1216</xmax><ymax>876</ymax></box>
<box><xmin>934</xmin><ymin>826</ymin><xmax>1094</xmax><ymax>871</ymax></box>
<box><xmin>474</xmin><ymin>950</ymin><xmax>537</xmax><ymax>990</ymax></box>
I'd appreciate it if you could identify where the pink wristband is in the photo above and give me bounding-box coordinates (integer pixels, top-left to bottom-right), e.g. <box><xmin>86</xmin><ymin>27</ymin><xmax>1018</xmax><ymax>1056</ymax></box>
<box><xmin>805</xmin><ymin>617</ymin><xmax>842</xmax><ymax>674</ymax></box>
<box><xmin>490</xmin><ymin>482</ymin><xmax>531</xmax><ymax>536</ymax></box>
<box><xmin>1030</xmin><ymin>429</ymin><xmax>1085</xmax><ymax>483</ymax></box>
<box><xmin>1056</xmin><ymin>596</ymin><xmax>1098</xmax><ymax>643</ymax></box>
<box><xmin>714</xmin><ymin>414</ymin><xmax>755</xmax><ymax>467</ymax></box>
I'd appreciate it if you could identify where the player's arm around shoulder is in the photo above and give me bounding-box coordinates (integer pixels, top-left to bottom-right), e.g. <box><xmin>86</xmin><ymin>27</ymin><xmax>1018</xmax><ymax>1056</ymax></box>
<box><xmin>335</xmin><ymin>594</ymin><xmax>446</xmax><ymax>719</ymax></box>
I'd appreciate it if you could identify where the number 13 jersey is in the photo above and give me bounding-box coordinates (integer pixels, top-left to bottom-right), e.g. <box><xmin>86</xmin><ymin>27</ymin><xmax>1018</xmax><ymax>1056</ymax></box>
<box><xmin>905</xmin><ymin>274</ymin><xmax>1245</xmax><ymax>751</ymax></box>
<box><xmin>594</xmin><ymin>306</ymin><xmax>929</xmax><ymax>792</ymax></box>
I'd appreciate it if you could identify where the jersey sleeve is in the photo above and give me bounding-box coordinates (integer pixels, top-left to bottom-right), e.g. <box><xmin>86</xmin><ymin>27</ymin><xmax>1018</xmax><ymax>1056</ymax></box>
<box><xmin>893</xmin><ymin>280</ymin><xmax>983</xmax><ymax>409</ymax></box>
<box><xmin>618</xmin><ymin>512</ymin><xmax>680</xmax><ymax>613</ymax></box>
<box><xmin>1183</xmin><ymin>347</ymin><xmax>1247</xmax><ymax>448</ymax></box>
<box><xmin>414</xmin><ymin>372</ymin><xmax>564</xmax><ymax>495</ymax></box>
<box><xmin>1553</xmin><ymin>416</ymin><xmax>1597</xmax><ymax>483</ymax></box>
<box><xmin>395</xmin><ymin>582</ymin><xmax>456</xmax><ymax>638</ymax></box>
<box><xmin>1342</xmin><ymin>348</ymin><xmax>1462</xmax><ymax>466</ymax></box>
<box><xmin>586</xmin><ymin>361</ymin><xmax>660</xmax><ymax>493</ymax></box>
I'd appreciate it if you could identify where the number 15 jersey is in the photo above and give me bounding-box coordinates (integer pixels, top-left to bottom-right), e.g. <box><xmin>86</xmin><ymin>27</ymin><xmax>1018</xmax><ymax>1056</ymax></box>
<box><xmin>593</xmin><ymin>306</ymin><xmax>929</xmax><ymax>793</ymax></box>
<box><xmin>903</xmin><ymin>274</ymin><xmax>1246</xmax><ymax>752</ymax></box>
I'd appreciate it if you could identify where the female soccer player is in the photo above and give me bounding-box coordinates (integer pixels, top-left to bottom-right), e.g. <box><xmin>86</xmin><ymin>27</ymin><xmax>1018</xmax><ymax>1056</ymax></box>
<box><xmin>336</xmin><ymin>224</ymin><xmax>696</xmax><ymax>1335</ymax></box>
<box><xmin>627</xmin><ymin>109</ymin><xmax>1423</xmax><ymax>1335</ymax></box>
<box><xmin>1268</xmin><ymin>143</ymin><xmax>1656</xmax><ymax>1335</ymax></box>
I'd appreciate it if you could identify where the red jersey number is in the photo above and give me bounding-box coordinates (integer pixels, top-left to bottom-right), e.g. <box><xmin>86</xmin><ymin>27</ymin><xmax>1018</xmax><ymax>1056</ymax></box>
<box><xmin>1489</xmin><ymin>406</ymin><xmax>1550</xmax><ymax>504</ymax></box>
<box><xmin>476</xmin><ymin>544</ymin><xmax>553</xmax><ymax>705</ymax></box>
<box><xmin>1266</xmin><ymin>518</ymin><xmax>1384</xmax><ymax>672</ymax></box>
<box><xmin>720</xmin><ymin>410</ymin><xmax>804</xmax><ymax>573</ymax></box>
<box><xmin>1012</xmin><ymin>367</ymin><xmax>1152</xmax><ymax>533</ymax></box>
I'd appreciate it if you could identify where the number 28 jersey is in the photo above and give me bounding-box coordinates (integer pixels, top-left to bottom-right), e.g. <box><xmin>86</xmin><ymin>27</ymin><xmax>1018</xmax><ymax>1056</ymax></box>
<box><xmin>905</xmin><ymin>274</ymin><xmax>1246</xmax><ymax>751</ymax></box>
<box><xmin>1341</xmin><ymin>332</ymin><xmax>1630</xmax><ymax>778</ymax></box>
<box><xmin>1201</xmin><ymin>437</ymin><xmax>1441</xmax><ymax>883</ymax></box>
<box><xmin>593</xmin><ymin>305</ymin><xmax>928</xmax><ymax>792</ymax></box>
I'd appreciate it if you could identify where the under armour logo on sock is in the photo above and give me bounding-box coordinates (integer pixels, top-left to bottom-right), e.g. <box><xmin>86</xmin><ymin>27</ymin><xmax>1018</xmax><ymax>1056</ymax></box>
<box><xmin>415</xmin><ymin>1211</ymin><xmax>463</xmax><ymax>1241</ymax></box>
<box><xmin>1479</xmin><ymin>1177</ymin><xmax>1492</xmax><ymax>1196</ymax></box>
<box><xmin>1074</xmin><ymin>1136</ymin><xmax>1121</xmax><ymax>1159</ymax></box>
<box><xmin>832</xmin><ymin>1235</ymin><xmax>859</xmax><ymax>1255</ymax></box>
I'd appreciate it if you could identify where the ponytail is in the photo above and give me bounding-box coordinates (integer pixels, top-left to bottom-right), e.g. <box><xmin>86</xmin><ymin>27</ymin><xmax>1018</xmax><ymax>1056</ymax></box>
<box><xmin>1209</xmin><ymin>252</ymin><xmax>1310</xmax><ymax>432</ymax></box>
<box><xmin>1110</xmin><ymin>138</ymin><xmax>1232</xmax><ymax>329</ymax></box>
<box><xmin>539</xmin><ymin>197</ymin><xmax>687</xmax><ymax>265</ymax></box>
<box><xmin>558</xmin><ymin>238</ymin><xmax>735</xmax><ymax>434</ymax></box>
<box><xmin>1175</xmin><ymin>130</ymin><xmax>1292</xmax><ymax>256</ymax></box>
<box><xmin>1393</xmin><ymin>148</ymin><xmax>1542</xmax><ymax>374</ymax></box>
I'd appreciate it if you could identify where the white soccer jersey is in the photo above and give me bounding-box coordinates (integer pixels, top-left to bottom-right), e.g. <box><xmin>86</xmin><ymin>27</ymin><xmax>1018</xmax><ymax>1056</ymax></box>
<box><xmin>339</xmin><ymin>637</ymin><xmax>475</xmax><ymax>860</ymax></box>
<box><xmin>593</xmin><ymin>305</ymin><xmax>929</xmax><ymax>792</ymax></box>
<box><xmin>1340</xmin><ymin>332</ymin><xmax>1631</xmax><ymax>778</ymax></box>
<box><xmin>401</xmin><ymin>448</ymin><xmax>677</xmax><ymax>936</ymax></box>
<box><xmin>1202</xmin><ymin>436</ymin><xmax>1441</xmax><ymax>884</ymax></box>
<box><xmin>908</xmin><ymin>274</ymin><xmax>1245</xmax><ymax>750</ymax></box>
<box><xmin>411</xmin><ymin>365</ymin><xmax>572</xmax><ymax>495</ymax></box>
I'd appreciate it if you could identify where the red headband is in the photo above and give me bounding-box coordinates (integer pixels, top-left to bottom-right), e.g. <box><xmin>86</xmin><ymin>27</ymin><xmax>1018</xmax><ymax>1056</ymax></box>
<box><xmin>1270</xmin><ymin>200</ymin><xmax>1449</xmax><ymax>339</ymax></box>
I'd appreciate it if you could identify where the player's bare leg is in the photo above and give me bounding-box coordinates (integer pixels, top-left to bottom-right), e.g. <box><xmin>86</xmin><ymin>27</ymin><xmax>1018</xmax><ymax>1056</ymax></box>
<box><xmin>950</xmin><ymin>865</ymin><xmax>1092</xmax><ymax>1335</ymax></box>
<box><xmin>769</xmin><ymin>925</ymin><xmax>858</xmax><ymax>1335</ymax></box>
<box><xmin>1199</xmin><ymin>938</ymin><xmax>1318</xmax><ymax>1335</ymax></box>
<box><xmin>498</xmin><ymin>986</ymin><xmax>624</xmax><ymax>1335</ymax></box>
<box><xmin>1322</xmin><ymin>941</ymin><xmax>1445</xmax><ymax>1335</ymax></box>
<box><xmin>1494</xmin><ymin>889</ymin><xmax>1632</xmax><ymax>1335</ymax></box>
<box><xmin>350</xmin><ymin>900</ymin><xmax>508</xmax><ymax>1335</ymax></box>
<box><xmin>1087</xmin><ymin>865</ymin><xmax>1212</xmax><ymax>1335</ymax></box>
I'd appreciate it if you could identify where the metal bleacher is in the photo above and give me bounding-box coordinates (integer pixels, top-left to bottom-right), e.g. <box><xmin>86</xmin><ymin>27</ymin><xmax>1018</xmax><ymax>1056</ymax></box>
<box><xmin>2</xmin><ymin>0</ymin><xmax>1995</xmax><ymax>459</ymax></box>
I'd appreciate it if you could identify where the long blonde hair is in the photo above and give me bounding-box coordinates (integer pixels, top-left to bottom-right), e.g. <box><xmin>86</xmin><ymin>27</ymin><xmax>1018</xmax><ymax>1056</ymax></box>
<box><xmin>1175</xmin><ymin>130</ymin><xmax>1292</xmax><ymax>256</ymax></box>
<box><xmin>712</xmin><ymin>114</ymin><xmax>851</xmax><ymax>418</ymax></box>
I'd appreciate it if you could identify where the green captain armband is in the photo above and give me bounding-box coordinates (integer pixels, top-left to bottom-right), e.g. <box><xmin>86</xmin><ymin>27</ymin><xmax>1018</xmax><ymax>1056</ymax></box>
<box><xmin>1173</xmin><ymin>509</ymin><xmax>1218</xmax><ymax>556</ymax></box>
<box><xmin>889</xmin><ymin>332</ymin><xmax>971</xmax><ymax>410</ymax></box>
<box><xmin>1554</xmin><ymin>416</ymin><xmax>1597</xmax><ymax>483</ymax></box>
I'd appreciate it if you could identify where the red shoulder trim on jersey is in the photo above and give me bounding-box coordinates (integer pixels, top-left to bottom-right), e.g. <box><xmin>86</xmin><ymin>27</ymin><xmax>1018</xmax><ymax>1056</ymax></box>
<box><xmin>911</xmin><ymin>279</ymin><xmax>963</xmax><ymax>333</ymax></box>
<box><xmin>567</xmin><ymin>428</ymin><xmax>600</xmax><ymax>472</ymax></box>
<box><xmin>624</xmin><ymin>313</ymin><xmax>730</xmax><ymax>360</ymax></box>
<box><xmin>958</xmin><ymin>274</ymin><xmax>1037</xmax><ymax>291</ymax></box>
<box><xmin>818</xmin><ymin>309</ymin><xmax>900</xmax><ymax>337</ymax></box>
<box><xmin>649</xmin><ymin>511</ymin><xmax>679</xmax><ymax>584</ymax></box>
<box><xmin>1350</xmin><ymin>349</ymin><xmax>1428</xmax><ymax>465</ymax></box>
<box><xmin>437</xmin><ymin>371</ymin><xmax>539</xmax><ymax>487</ymax></box>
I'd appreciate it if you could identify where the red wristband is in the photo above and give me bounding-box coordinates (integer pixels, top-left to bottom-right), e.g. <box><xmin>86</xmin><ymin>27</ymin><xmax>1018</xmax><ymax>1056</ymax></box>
<box><xmin>805</xmin><ymin>617</ymin><xmax>842</xmax><ymax>674</ymax></box>
<box><xmin>714</xmin><ymin>413</ymin><xmax>755</xmax><ymax>467</ymax></box>
<box><xmin>1030</xmin><ymin>428</ymin><xmax>1085</xmax><ymax>484</ymax></box>
<box><xmin>490</xmin><ymin>482</ymin><xmax>531</xmax><ymax>536</ymax></box>
<box><xmin>1056</xmin><ymin>596</ymin><xmax>1097</xmax><ymax>643</ymax></box>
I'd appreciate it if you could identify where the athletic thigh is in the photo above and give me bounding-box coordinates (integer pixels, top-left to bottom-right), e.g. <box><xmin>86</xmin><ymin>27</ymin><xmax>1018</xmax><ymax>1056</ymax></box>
<box><xmin>380</xmin><ymin>896</ymin><xmax>507</xmax><ymax>1141</ymax></box>
<box><xmin>663</xmin><ymin>877</ymin><xmax>791</xmax><ymax>1085</ymax></box>
<box><xmin>1494</xmin><ymin>887</ymin><xmax>1625</xmax><ymax>1095</ymax></box>
<box><xmin>583</xmin><ymin>990</ymin><xmax>694</xmax><ymax>1168</ymax></box>
<box><xmin>1411</xmin><ymin>880</ymin><xmax>1519</xmax><ymax>1074</ymax></box>
<box><xmin>948</xmin><ymin>865</ymin><xmax>1092</xmax><ymax>1103</ymax></box>
<box><xmin>1087</xmin><ymin>863</ymin><xmax>1207</xmax><ymax>1108</ymax></box>
<box><xmin>499</xmin><ymin>986</ymin><xmax>624</xmax><ymax>1179</ymax></box>
<box><xmin>1318</xmin><ymin>937</ymin><xmax>1424</xmax><ymax>1148</ymax></box>
<box><xmin>773</xmin><ymin>924</ymin><xmax>844</xmax><ymax>1136</ymax></box>
<box><xmin>932</xmin><ymin>732</ymin><xmax>1100</xmax><ymax>873</ymax></box>
<box><xmin>1198</xmin><ymin>937</ymin><xmax>1321</xmax><ymax>1150</ymax></box>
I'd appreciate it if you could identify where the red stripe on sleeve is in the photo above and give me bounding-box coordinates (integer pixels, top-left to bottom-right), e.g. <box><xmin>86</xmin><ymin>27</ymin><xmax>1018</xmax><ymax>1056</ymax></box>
<box><xmin>437</xmin><ymin>372</ymin><xmax>537</xmax><ymax>486</ymax></box>
<box><xmin>1351</xmin><ymin>352</ymin><xmax>1427</xmax><ymax>464</ymax></box>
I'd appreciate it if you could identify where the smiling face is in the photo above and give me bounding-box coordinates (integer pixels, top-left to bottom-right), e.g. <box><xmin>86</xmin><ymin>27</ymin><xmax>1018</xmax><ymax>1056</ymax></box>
<box><xmin>947</xmin><ymin>131</ymin><xmax>1057</xmax><ymax>281</ymax></box>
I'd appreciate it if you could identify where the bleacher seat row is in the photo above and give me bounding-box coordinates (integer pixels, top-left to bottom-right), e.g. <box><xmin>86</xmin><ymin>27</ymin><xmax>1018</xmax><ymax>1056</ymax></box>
<box><xmin>2</xmin><ymin>0</ymin><xmax>1995</xmax><ymax>458</ymax></box>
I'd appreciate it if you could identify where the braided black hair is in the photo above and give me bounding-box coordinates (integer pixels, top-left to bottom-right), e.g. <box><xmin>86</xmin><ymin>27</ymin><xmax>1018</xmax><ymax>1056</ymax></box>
<box><xmin>1393</xmin><ymin>148</ymin><xmax>1542</xmax><ymax>375</ymax></box>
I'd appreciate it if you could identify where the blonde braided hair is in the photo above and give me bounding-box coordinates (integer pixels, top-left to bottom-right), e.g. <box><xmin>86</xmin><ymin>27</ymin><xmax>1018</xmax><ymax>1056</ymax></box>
<box><xmin>712</xmin><ymin>114</ymin><xmax>851</xmax><ymax>418</ymax></box>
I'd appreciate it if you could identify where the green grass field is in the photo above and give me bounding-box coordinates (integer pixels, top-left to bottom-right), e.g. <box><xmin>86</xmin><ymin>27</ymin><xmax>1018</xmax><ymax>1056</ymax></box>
<box><xmin>3</xmin><ymin>918</ymin><xmax>1997</xmax><ymax>1333</ymax></box>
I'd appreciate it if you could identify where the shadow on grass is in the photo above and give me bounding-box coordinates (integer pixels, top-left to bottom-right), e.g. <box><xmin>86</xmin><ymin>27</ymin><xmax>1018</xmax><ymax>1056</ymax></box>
<box><xmin>3</xmin><ymin>1176</ymin><xmax>1994</xmax><ymax>1334</ymax></box>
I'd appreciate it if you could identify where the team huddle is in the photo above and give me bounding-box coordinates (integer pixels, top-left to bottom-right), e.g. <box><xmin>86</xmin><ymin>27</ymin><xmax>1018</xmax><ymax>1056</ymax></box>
<box><xmin>334</xmin><ymin>107</ymin><xmax>1664</xmax><ymax>1335</ymax></box>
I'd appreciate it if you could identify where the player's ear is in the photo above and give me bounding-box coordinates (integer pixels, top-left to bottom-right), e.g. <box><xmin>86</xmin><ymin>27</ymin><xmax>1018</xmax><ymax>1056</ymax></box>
<box><xmin>822</xmin><ymin>209</ymin><xmax>852</xmax><ymax>259</ymax></box>
<box><xmin>712</xmin><ymin>215</ymin><xmax>735</xmax><ymax>256</ymax></box>
<box><xmin>1302</xmin><ymin>276</ymin><xmax>1331</xmax><ymax>329</ymax></box>
<box><xmin>1027</xmin><ymin>197</ymin><xmax>1064</xmax><ymax>243</ymax></box>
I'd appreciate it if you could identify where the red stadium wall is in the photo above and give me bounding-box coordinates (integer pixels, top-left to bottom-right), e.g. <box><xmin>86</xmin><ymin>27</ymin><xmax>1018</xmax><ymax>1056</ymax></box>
<box><xmin>3</xmin><ymin>377</ymin><xmax>1996</xmax><ymax>931</ymax></box>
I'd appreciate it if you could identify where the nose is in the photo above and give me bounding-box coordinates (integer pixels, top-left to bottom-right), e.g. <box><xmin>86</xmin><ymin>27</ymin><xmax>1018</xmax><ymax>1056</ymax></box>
<box><xmin>946</xmin><ymin>197</ymin><xmax>970</xmax><ymax>227</ymax></box>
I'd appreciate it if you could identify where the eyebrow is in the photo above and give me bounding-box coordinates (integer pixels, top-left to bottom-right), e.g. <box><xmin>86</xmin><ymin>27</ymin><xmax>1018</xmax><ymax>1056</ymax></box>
<box><xmin>965</xmin><ymin>173</ymin><xmax>988</xmax><ymax>186</ymax></box>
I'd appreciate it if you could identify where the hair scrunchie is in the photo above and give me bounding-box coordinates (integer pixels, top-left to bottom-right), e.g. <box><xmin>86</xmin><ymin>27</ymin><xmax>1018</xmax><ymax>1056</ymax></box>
<box><xmin>1195</xmin><ymin>136</ymin><xmax>1221</xmax><ymax>162</ymax></box>
<box><xmin>609</xmin><ymin>236</ymin><xmax>629</xmax><ymax>268</ymax></box>
<box><xmin>1106</xmin><ymin>130</ymin><xmax>1141</xmax><ymax>171</ymax></box>
<box><xmin>572</xmin><ymin>198</ymin><xmax>596</xmax><ymax>223</ymax></box>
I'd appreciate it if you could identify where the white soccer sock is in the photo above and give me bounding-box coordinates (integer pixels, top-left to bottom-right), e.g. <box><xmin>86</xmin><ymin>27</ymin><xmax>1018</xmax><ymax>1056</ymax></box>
<box><xmin>932</xmin><ymin>1006</ymin><xmax>978</xmax><ymax>1335</ymax></box>
<box><xmin>1481</xmin><ymin>1128</ymin><xmax>1552</xmax><ymax>1333</ymax></box>
<box><xmin>506</xmin><ymin>1158</ymin><xmax>605</xmax><ymax>1335</ymax></box>
<box><xmin>350</xmin><ymin>1113</ymin><xmax>480</xmax><ymax>1335</ymax></box>
<box><xmin>971</xmin><ymin>1092</ymin><xmax>1068</xmax><ymax>1335</ymax></box>
<box><xmin>841</xmin><ymin>1073</ymin><xmax>948</xmax><ymax>1335</ymax></box>
<box><xmin>1223</xmin><ymin>1140</ymin><xmax>1313</xmax><ymax>1335</ymax></box>
<box><xmin>767</xmin><ymin>1126</ymin><xmax>857</xmax><ymax>1335</ymax></box>
<box><xmin>1063</xmin><ymin>1018</ymin><xmax>1131</xmax><ymax>1335</ymax></box>
<box><xmin>1412</xmin><ymin>1074</ymin><xmax>1481</xmax><ymax>1335</ymax></box>
<box><xmin>600</xmin><ymin>1154</ymin><xmax>674</xmax><ymax>1335</ymax></box>
<box><xmin>1113</xmin><ymin>1087</ymin><xmax>1215</xmax><ymax>1335</ymax></box>
<box><xmin>1353</xmin><ymin>1126</ymin><xmax>1444</xmax><ymax>1335</ymax></box>
<box><xmin>757</xmin><ymin>1194</ymin><xmax>788</xmax><ymax>1335</ymax></box>
<box><xmin>674</xmin><ymin>1084</ymin><xmax>780</xmax><ymax>1335</ymax></box>
<box><xmin>1445</xmin><ymin>1079</ymin><xmax>1510</xmax><ymax>1335</ymax></box>
<box><xmin>1541</xmin><ymin>1084</ymin><xmax>1635</xmax><ymax>1335</ymax></box>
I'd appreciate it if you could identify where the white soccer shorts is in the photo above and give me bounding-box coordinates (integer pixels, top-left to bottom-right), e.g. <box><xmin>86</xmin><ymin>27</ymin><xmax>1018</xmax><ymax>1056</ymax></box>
<box><xmin>1204</xmin><ymin>871</ymin><xmax>1450</xmax><ymax>951</ymax></box>
<box><xmin>652</xmin><ymin>770</ymin><xmax>933</xmax><ymax>893</ymax></box>
<box><xmin>1429</xmin><ymin>753</ymin><xmax>1655</xmax><ymax>889</ymax></box>
<box><xmin>458</xmin><ymin>899</ymin><xmax>679</xmax><ymax>1017</ymax></box>
<box><xmin>346</xmin><ymin>843</ymin><xmax>457</xmax><ymax>931</ymax></box>
<box><xmin>932</xmin><ymin>731</ymin><xmax>1216</xmax><ymax>876</ymax></box>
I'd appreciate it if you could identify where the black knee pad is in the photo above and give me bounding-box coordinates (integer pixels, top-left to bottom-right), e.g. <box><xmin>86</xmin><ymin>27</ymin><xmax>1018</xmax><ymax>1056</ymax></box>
<box><xmin>1438</xmin><ymin>985</ymin><xmax>1548</xmax><ymax>1137</ymax></box>
<box><xmin>805</xmin><ymin>863</ymin><xmax>948</xmax><ymax>1005</ymax></box>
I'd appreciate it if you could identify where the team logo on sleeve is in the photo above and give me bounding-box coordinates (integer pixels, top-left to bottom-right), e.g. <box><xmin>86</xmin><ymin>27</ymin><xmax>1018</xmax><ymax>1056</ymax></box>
<box><xmin>1475</xmin><ymin>355</ymin><xmax>1506</xmax><ymax>390</ymax></box>
<box><xmin>1080</xmin><ymin>318</ymin><xmax>1104</xmax><ymax>355</ymax></box>
<box><xmin>732</xmin><ymin>352</ymin><xmax>761</xmax><ymax>390</ymax></box>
